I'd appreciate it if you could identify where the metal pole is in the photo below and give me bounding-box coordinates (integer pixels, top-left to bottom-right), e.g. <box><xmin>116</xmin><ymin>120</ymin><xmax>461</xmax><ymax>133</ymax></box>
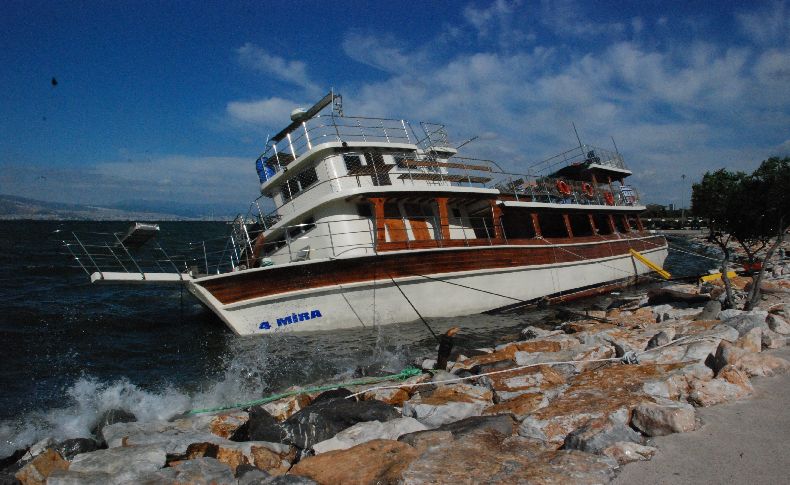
<box><xmin>202</xmin><ymin>241</ymin><xmax>209</xmax><ymax>274</ymax></box>
<box><xmin>327</xmin><ymin>221</ymin><xmax>336</xmax><ymax>257</ymax></box>
<box><xmin>111</xmin><ymin>233</ymin><xmax>145</xmax><ymax>279</ymax></box>
<box><xmin>63</xmin><ymin>242</ymin><xmax>91</xmax><ymax>276</ymax></box>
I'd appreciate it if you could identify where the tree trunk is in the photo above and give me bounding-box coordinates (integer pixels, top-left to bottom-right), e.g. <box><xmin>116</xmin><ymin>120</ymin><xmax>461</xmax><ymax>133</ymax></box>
<box><xmin>745</xmin><ymin>233</ymin><xmax>785</xmax><ymax>310</ymax></box>
<box><xmin>720</xmin><ymin>246</ymin><xmax>734</xmax><ymax>309</ymax></box>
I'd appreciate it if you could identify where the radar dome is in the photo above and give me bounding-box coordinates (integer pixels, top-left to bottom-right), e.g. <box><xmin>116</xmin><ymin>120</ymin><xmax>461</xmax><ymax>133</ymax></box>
<box><xmin>290</xmin><ymin>108</ymin><xmax>308</xmax><ymax>122</ymax></box>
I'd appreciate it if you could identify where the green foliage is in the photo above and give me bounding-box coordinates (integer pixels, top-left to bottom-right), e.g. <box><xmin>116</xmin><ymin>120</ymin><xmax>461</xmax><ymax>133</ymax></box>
<box><xmin>690</xmin><ymin>169</ymin><xmax>746</xmax><ymax>232</ymax></box>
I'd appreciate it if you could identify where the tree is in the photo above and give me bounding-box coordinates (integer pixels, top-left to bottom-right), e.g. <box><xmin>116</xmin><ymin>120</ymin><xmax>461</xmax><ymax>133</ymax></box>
<box><xmin>692</xmin><ymin>157</ymin><xmax>790</xmax><ymax>309</ymax></box>
<box><xmin>691</xmin><ymin>169</ymin><xmax>746</xmax><ymax>307</ymax></box>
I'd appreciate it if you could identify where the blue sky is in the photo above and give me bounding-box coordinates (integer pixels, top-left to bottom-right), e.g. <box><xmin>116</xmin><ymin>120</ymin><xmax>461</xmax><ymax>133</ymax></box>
<box><xmin>1</xmin><ymin>0</ymin><xmax>789</xmax><ymax>211</ymax></box>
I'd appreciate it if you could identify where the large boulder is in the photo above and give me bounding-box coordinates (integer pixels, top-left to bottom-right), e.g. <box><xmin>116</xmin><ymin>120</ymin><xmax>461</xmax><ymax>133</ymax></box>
<box><xmin>179</xmin><ymin>441</ymin><xmax>295</xmax><ymax>476</ymax></box>
<box><xmin>90</xmin><ymin>409</ymin><xmax>136</xmax><ymax>443</ymax></box>
<box><xmin>631</xmin><ymin>399</ymin><xmax>696</xmax><ymax>436</ymax></box>
<box><xmin>735</xmin><ymin>327</ymin><xmax>763</xmax><ymax>353</ymax></box>
<box><xmin>712</xmin><ymin>340</ymin><xmax>790</xmax><ymax>377</ymax></box>
<box><xmin>401</xmin><ymin>383</ymin><xmax>492</xmax><ymax>428</ymax></box>
<box><xmin>478</xmin><ymin>364</ymin><xmax>565</xmax><ymax>402</ymax></box>
<box><xmin>289</xmin><ymin>440</ymin><xmax>419</xmax><ymax>485</ymax></box>
<box><xmin>722</xmin><ymin>313</ymin><xmax>769</xmax><ymax>337</ymax></box>
<box><xmin>14</xmin><ymin>449</ymin><xmax>68</xmax><ymax>485</ymax></box>
<box><xmin>563</xmin><ymin>417</ymin><xmax>642</xmax><ymax>454</ymax></box>
<box><xmin>281</xmin><ymin>398</ymin><xmax>400</xmax><ymax>449</ymax></box>
<box><xmin>401</xmin><ymin>429</ymin><xmax>616</xmax><ymax>484</ymax></box>
<box><xmin>53</xmin><ymin>438</ymin><xmax>99</xmax><ymax>461</ymax></box>
<box><xmin>61</xmin><ymin>445</ymin><xmax>166</xmax><ymax>484</ymax></box>
<box><xmin>230</xmin><ymin>407</ymin><xmax>286</xmax><ymax>443</ymax></box>
<box><xmin>311</xmin><ymin>418</ymin><xmax>427</xmax><ymax>454</ymax></box>
<box><xmin>689</xmin><ymin>366</ymin><xmax>753</xmax><ymax>407</ymax></box>
<box><xmin>262</xmin><ymin>394</ymin><xmax>312</xmax><ymax>422</ymax></box>
<box><xmin>767</xmin><ymin>314</ymin><xmax>790</xmax><ymax>335</ymax></box>
<box><xmin>138</xmin><ymin>457</ymin><xmax>236</xmax><ymax>485</ymax></box>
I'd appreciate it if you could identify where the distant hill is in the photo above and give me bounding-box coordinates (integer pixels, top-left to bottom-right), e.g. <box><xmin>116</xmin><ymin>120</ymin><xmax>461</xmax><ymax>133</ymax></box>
<box><xmin>0</xmin><ymin>194</ymin><xmax>190</xmax><ymax>220</ymax></box>
<box><xmin>108</xmin><ymin>199</ymin><xmax>240</xmax><ymax>219</ymax></box>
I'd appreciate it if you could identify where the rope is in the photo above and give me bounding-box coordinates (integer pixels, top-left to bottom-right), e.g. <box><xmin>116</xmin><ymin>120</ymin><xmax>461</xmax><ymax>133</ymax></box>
<box><xmin>389</xmin><ymin>275</ymin><xmax>439</xmax><ymax>342</ymax></box>
<box><xmin>186</xmin><ymin>367</ymin><xmax>422</xmax><ymax>415</ymax></box>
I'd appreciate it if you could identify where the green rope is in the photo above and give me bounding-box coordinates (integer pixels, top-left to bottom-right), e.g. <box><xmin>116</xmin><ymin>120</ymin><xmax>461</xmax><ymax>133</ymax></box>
<box><xmin>186</xmin><ymin>366</ymin><xmax>423</xmax><ymax>415</ymax></box>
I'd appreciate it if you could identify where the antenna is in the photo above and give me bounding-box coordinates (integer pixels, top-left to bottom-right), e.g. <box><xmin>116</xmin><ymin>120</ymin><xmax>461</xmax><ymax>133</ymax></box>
<box><xmin>611</xmin><ymin>136</ymin><xmax>620</xmax><ymax>153</ymax></box>
<box><xmin>456</xmin><ymin>135</ymin><xmax>479</xmax><ymax>150</ymax></box>
<box><xmin>572</xmin><ymin>122</ymin><xmax>583</xmax><ymax>149</ymax></box>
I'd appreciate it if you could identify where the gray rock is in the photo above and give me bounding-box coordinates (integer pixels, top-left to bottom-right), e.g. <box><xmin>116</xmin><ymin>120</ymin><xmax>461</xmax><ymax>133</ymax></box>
<box><xmin>721</xmin><ymin>313</ymin><xmax>768</xmax><ymax>336</ymax></box>
<box><xmin>563</xmin><ymin>418</ymin><xmax>642</xmax><ymax>454</ymax></box>
<box><xmin>281</xmin><ymin>397</ymin><xmax>400</xmax><ymax>449</ymax></box>
<box><xmin>602</xmin><ymin>441</ymin><xmax>658</xmax><ymax>465</ymax></box>
<box><xmin>767</xmin><ymin>314</ymin><xmax>790</xmax><ymax>335</ymax></box>
<box><xmin>67</xmin><ymin>445</ymin><xmax>166</xmax><ymax>483</ymax></box>
<box><xmin>47</xmin><ymin>469</ymin><xmax>114</xmax><ymax>485</ymax></box>
<box><xmin>762</xmin><ymin>329</ymin><xmax>787</xmax><ymax>349</ymax></box>
<box><xmin>645</xmin><ymin>331</ymin><xmax>671</xmax><ymax>350</ymax></box>
<box><xmin>91</xmin><ymin>408</ymin><xmax>136</xmax><ymax>443</ymax></box>
<box><xmin>311</xmin><ymin>417</ymin><xmax>427</xmax><ymax>454</ymax></box>
<box><xmin>695</xmin><ymin>300</ymin><xmax>722</xmax><ymax>320</ymax></box>
<box><xmin>236</xmin><ymin>464</ymin><xmax>269</xmax><ymax>483</ymax></box>
<box><xmin>718</xmin><ymin>309</ymin><xmax>745</xmax><ymax>320</ymax></box>
<box><xmin>631</xmin><ymin>399</ymin><xmax>696</xmax><ymax>436</ymax></box>
<box><xmin>53</xmin><ymin>438</ymin><xmax>99</xmax><ymax>461</ymax></box>
<box><xmin>520</xmin><ymin>326</ymin><xmax>560</xmax><ymax>340</ymax></box>
<box><xmin>140</xmin><ymin>457</ymin><xmax>235</xmax><ymax>485</ymax></box>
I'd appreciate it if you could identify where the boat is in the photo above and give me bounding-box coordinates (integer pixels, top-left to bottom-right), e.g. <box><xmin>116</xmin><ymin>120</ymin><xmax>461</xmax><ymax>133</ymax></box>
<box><xmin>63</xmin><ymin>92</ymin><xmax>668</xmax><ymax>335</ymax></box>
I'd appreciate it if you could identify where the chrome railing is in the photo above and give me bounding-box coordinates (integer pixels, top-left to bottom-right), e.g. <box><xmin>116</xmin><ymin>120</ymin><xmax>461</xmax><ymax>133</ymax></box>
<box><xmin>526</xmin><ymin>144</ymin><xmax>627</xmax><ymax>176</ymax></box>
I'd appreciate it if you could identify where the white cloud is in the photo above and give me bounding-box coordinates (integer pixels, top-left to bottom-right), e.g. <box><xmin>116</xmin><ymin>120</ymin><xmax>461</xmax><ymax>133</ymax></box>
<box><xmin>236</xmin><ymin>43</ymin><xmax>321</xmax><ymax>95</ymax></box>
<box><xmin>341</xmin><ymin>32</ymin><xmax>421</xmax><ymax>74</ymax></box>
<box><xmin>226</xmin><ymin>97</ymin><xmax>298</xmax><ymax>126</ymax></box>
<box><xmin>539</xmin><ymin>0</ymin><xmax>625</xmax><ymax>38</ymax></box>
<box><xmin>737</xmin><ymin>1</ymin><xmax>790</xmax><ymax>46</ymax></box>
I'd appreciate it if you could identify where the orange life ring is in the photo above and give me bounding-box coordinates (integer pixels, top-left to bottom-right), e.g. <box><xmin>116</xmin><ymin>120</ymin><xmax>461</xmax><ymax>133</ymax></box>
<box><xmin>555</xmin><ymin>180</ymin><xmax>572</xmax><ymax>196</ymax></box>
<box><xmin>604</xmin><ymin>191</ymin><xmax>615</xmax><ymax>205</ymax></box>
<box><xmin>582</xmin><ymin>182</ymin><xmax>594</xmax><ymax>197</ymax></box>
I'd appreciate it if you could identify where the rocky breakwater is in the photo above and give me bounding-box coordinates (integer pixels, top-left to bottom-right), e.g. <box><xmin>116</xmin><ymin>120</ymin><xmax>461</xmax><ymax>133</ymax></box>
<box><xmin>4</xmin><ymin>266</ymin><xmax>790</xmax><ymax>484</ymax></box>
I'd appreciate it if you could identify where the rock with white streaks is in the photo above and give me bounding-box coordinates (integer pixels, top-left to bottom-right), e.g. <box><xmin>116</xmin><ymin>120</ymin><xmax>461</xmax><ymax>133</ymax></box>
<box><xmin>312</xmin><ymin>418</ymin><xmax>427</xmax><ymax>454</ymax></box>
<box><xmin>402</xmin><ymin>384</ymin><xmax>492</xmax><ymax>427</ymax></box>
<box><xmin>602</xmin><ymin>441</ymin><xmax>658</xmax><ymax>465</ymax></box>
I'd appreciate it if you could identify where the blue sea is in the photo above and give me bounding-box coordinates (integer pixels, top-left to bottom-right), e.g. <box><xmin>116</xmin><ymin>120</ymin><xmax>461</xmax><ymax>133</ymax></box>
<box><xmin>0</xmin><ymin>221</ymin><xmax>712</xmax><ymax>456</ymax></box>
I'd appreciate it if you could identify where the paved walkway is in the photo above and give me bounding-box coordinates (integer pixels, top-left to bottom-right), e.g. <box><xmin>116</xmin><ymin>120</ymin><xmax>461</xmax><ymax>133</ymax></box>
<box><xmin>614</xmin><ymin>346</ymin><xmax>790</xmax><ymax>484</ymax></box>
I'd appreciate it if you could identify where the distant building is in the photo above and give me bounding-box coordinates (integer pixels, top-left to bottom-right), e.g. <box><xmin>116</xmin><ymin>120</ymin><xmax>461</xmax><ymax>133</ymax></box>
<box><xmin>666</xmin><ymin>203</ymin><xmax>676</xmax><ymax>211</ymax></box>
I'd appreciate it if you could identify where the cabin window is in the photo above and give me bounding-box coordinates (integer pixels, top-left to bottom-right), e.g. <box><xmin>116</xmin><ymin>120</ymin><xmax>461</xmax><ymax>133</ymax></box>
<box><xmin>394</xmin><ymin>153</ymin><xmax>411</xmax><ymax>169</ymax></box>
<box><xmin>593</xmin><ymin>213</ymin><xmax>613</xmax><ymax>235</ymax></box>
<box><xmin>357</xmin><ymin>203</ymin><xmax>372</xmax><ymax>218</ymax></box>
<box><xmin>344</xmin><ymin>154</ymin><xmax>363</xmax><ymax>171</ymax></box>
<box><xmin>569</xmin><ymin>213</ymin><xmax>593</xmax><ymax>237</ymax></box>
<box><xmin>614</xmin><ymin>214</ymin><xmax>628</xmax><ymax>233</ymax></box>
<box><xmin>280</xmin><ymin>167</ymin><xmax>319</xmax><ymax>201</ymax></box>
<box><xmin>627</xmin><ymin>215</ymin><xmax>640</xmax><ymax>231</ymax></box>
<box><xmin>502</xmin><ymin>209</ymin><xmax>536</xmax><ymax>239</ymax></box>
<box><xmin>538</xmin><ymin>213</ymin><xmax>569</xmax><ymax>238</ymax></box>
<box><xmin>365</xmin><ymin>152</ymin><xmax>391</xmax><ymax>186</ymax></box>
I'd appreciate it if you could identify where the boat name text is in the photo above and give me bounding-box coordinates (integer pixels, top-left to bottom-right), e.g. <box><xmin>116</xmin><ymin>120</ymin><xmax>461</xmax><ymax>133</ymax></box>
<box><xmin>259</xmin><ymin>309</ymin><xmax>323</xmax><ymax>330</ymax></box>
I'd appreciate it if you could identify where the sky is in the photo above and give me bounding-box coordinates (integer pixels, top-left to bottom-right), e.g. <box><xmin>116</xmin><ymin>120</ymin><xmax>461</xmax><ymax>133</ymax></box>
<box><xmin>1</xmin><ymin>0</ymin><xmax>789</xmax><ymax>212</ymax></box>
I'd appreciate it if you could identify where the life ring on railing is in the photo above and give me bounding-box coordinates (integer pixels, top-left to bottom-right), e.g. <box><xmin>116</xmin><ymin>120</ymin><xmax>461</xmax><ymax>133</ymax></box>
<box><xmin>604</xmin><ymin>191</ymin><xmax>615</xmax><ymax>205</ymax></box>
<box><xmin>581</xmin><ymin>182</ymin><xmax>594</xmax><ymax>197</ymax></box>
<box><xmin>555</xmin><ymin>180</ymin><xmax>572</xmax><ymax>196</ymax></box>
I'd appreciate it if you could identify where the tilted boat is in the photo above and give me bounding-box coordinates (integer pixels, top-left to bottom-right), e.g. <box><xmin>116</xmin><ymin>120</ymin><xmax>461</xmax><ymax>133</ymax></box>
<box><xmin>63</xmin><ymin>92</ymin><xmax>668</xmax><ymax>335</ymax></box>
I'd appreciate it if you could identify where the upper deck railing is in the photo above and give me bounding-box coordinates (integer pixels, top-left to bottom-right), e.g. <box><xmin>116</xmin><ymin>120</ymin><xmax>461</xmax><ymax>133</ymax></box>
<box><xmin>526</xmin><ymin>144</ymin><xmax>627</xmax><ymax>176</ymax></box>
<box><xmin>256</xmin><ymin>115</ymin><xmax>451</xmax><ymax>183</ymax></box>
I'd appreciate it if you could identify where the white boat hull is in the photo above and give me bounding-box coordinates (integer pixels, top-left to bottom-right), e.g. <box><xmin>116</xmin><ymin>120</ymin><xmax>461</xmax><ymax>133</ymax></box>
<box><xmin>188</xmin><ymin>243</ymin><xmax>668</xmax><ymax>335</ymax></box>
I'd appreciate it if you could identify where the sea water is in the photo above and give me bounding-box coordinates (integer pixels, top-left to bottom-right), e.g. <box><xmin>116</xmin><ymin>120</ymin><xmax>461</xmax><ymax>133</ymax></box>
<box><xmin>0</xmin><ymin>221</ymin><xmax>712</xmax><ymax>456</ymax></box>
